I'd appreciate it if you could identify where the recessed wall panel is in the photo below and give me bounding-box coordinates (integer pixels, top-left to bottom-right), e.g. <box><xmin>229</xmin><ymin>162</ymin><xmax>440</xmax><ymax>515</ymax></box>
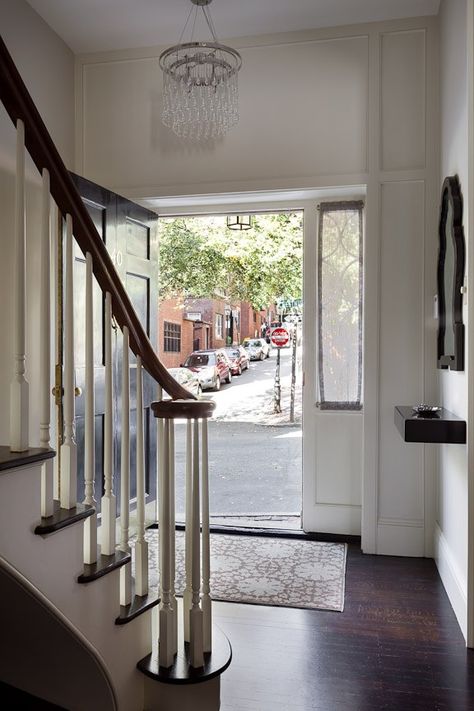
<box><xmin>82</xmin><ymin>35</ymin><xmax>369</xmax><ymax>191</ymax></box>
<box><xmin>378</xmin><ymin>180</ymin><xmax>425</xmax><ymax>522</ymax></box>
<box><xmin>381</xmin><ymin>30</ymin><xmax>426</xmax><ymax>171</ymax></box>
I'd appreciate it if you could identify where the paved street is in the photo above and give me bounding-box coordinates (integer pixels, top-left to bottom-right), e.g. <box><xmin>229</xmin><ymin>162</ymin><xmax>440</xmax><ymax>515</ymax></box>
<box><xmin>174</xmin><ymin>347</ymin><xmax>303</xmax><ymax>521</ymax></box>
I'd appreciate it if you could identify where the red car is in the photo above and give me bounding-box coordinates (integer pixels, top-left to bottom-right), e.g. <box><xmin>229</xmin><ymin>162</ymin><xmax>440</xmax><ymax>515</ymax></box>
<box><xmin>183</xmin><ymin>349</ymin><xmax>232</xmax><ymax>391</ymax></box>
<box><xmin>223</xmin><ymin>346</ymin><xmax>250</xmax><ymax>376</ymax></box>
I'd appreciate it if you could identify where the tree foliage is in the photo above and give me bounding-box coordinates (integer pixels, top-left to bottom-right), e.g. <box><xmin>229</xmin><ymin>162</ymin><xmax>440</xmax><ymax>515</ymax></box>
<box><xmin>158</xmin><ymin>213</ymin><xmax>303</xmax><ymax>309</ymax></box>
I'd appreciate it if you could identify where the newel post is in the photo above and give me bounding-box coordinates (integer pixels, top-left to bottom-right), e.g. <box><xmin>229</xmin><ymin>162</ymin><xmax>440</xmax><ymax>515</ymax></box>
<box><xmin>151</xmin><ymin>398</ymin><xmax>215</xmax><ymax>670</ymax></box>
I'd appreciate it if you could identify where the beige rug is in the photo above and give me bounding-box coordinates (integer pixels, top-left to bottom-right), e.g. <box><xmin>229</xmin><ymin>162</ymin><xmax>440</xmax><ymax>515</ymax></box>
<box><xmin>143</xmin><ymin>530</ymin><xmax>347</xmax><ymax>612</ymax></box>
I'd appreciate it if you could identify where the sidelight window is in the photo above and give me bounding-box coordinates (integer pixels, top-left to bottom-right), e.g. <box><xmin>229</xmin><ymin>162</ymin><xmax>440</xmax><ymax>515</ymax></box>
<box><xmin>318</xmin><ymin>201</ymin><xmax>364</xmax><ymax>410</ymax></box>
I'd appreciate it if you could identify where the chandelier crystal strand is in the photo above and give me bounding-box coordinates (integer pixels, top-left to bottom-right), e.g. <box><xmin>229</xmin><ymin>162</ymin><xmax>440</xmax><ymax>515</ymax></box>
<box><xmin>160</xmin><ymin>0</ymin><xmax>241</xmax><ymax>141</ymax></box>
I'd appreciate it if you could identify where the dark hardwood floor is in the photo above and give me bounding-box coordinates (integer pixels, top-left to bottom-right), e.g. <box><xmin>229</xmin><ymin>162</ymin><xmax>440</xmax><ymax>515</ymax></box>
<box><xmin>215</xmin><ymin>544</ymin><xmax>474</xmax><ymax>711</ymax></box>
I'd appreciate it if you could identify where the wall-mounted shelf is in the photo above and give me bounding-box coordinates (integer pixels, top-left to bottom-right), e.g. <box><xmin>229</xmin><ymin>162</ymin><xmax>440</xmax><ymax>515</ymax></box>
<box><xmin>394</xmin><ymin>406</ymin><xmax>466</xmax><ymax>444</ymax></box>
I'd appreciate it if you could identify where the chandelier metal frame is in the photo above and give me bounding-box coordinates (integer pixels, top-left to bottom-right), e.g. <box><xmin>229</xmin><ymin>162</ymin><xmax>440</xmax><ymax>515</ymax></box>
<box><xmin>159</xmin><ymin>0</ymin><xmax>242</xmax><ymax>141</ymax></box>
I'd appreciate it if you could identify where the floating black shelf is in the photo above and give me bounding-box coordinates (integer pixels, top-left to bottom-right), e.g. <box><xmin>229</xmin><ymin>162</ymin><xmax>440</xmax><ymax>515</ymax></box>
<box><xmin>394</xmin><ymin>406</ymin><xmax>466</xmax><ymax>444</ymax></box>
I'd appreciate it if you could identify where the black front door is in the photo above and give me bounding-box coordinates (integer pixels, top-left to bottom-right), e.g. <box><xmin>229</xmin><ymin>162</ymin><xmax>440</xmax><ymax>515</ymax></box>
<box><xmin>69</xmin><ymin>173</ymin><xmax>158</xmax><ymax>516</ymax></box>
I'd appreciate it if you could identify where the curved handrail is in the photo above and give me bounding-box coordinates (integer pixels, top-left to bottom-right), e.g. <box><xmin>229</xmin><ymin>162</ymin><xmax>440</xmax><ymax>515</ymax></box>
<box><xmin>0</xmin><ymin>35</ymin><xmax>192</xmax><ymax>401</ymax></box>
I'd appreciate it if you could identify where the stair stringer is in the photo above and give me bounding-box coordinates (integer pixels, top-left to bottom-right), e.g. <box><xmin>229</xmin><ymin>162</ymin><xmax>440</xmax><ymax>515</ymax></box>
<box><xmin>0</xmin><ymin>459</ymin><xmax>153</xmax><ymax>711</ymax></box>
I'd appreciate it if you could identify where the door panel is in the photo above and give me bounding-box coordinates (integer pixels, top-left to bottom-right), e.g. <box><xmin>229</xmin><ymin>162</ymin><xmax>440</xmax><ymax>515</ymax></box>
<box><xmin>116</xmin><ymin>195</ymin><xmax>158</xmax><ymax>512</ymax></box>
<box><xmin>68</xmin><ymin>174</ymin><xmax>158</xmax><ymax>516</ymax></box>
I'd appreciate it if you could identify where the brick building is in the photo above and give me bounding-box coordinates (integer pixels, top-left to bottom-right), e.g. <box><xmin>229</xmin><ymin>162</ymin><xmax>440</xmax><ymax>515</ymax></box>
<box><xmin>157</xmin><ymin>297</ymin><xmax>195</xmax><ymax>368</ymax></box>
<box><xmin>158</xmin><ymin>296</ymin><xmax>274</xmax><ymax>363</ymax></box>
<box><xmin>184</xmin><ymin>297</ymin><xmax>241</xmax><ymax>348</ymax></box>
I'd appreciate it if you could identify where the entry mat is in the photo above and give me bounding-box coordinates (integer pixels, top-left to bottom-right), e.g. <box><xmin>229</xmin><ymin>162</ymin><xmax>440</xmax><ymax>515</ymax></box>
<box><xmin>142</xmin><ymin>530</ymin><xmax>347</xmax><ymax>612</ymax></box>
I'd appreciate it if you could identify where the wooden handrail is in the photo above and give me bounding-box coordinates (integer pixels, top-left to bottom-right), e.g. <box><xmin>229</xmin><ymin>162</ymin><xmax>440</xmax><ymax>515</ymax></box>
<box><xmin>0</xmin><ymin>35</ymin><xmax>192</xmax><ymax>401</ymax></box>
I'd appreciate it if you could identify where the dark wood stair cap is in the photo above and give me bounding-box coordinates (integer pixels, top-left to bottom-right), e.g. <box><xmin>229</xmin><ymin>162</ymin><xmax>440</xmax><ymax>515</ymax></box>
<box><xmin>151</xmin><ymin>399</ymin><xmax>215</xmax><ymax>420</ymax></box>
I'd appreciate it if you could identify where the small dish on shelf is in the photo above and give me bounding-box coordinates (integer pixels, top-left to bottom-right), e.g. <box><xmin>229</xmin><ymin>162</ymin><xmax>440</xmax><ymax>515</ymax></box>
<box><xmin>412</xmin><ymin>404</ymin><xmax>441</xmax><ymax>418</ymax></box>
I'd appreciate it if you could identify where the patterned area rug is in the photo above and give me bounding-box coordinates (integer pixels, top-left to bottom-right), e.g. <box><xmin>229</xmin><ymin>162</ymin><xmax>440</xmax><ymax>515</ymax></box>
<box><xmin>143</xmin><ymin>530</ymin><xmax>347</xmax><ymax>612</ymax></box>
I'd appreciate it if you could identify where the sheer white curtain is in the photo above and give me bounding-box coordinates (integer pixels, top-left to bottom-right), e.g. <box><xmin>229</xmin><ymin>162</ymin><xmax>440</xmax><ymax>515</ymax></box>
<box><xmin>318</xmin><ymin>201</ymin><xmax>364</xmax><ymax>410</ymax></box>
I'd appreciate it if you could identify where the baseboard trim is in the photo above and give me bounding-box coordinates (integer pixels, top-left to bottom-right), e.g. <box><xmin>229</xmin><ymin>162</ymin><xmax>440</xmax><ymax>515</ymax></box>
<box><xmin>376</xmin><ymin>519</ymin><xmax>425</xmax><ymax>557</ymax></box>
<box><xmin>434</xmin><ymin>522</ymin><xmax>467</xmax><ymax>640</ymax></box>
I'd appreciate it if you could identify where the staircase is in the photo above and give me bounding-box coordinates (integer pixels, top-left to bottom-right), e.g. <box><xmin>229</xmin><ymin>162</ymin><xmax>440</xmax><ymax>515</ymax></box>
<box><xmin>0</xmin><ymin>35</ymin><xmax>231</xmax><ymax>711</ymax></box>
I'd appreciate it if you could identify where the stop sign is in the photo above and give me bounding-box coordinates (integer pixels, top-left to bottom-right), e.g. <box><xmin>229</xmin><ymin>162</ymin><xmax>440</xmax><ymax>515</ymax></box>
<box><xmin>271</xmin><ymin>327</ymin><xmax>290</xmax><ymax>348</ymax></box>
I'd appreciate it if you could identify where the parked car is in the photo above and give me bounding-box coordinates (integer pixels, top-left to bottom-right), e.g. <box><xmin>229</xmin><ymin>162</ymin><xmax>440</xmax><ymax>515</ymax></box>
<box><xmin>182</xmin><ymin>349</ymin><xmax>232</xmax><ymax>391</ymax></box>
<box><xmin>223</xmin><ymin>345</ymin><xmax>250</xmax><ymax>375</ymax></box>
<box><xmin>166</xmin><ymin>367</ymin><xmax>202</xmax><ymax>397</ymax></box>
<box><xmin>244</xmin><ymin>338</ymin><xmax>271</xmax><ymax>361</ymax></box>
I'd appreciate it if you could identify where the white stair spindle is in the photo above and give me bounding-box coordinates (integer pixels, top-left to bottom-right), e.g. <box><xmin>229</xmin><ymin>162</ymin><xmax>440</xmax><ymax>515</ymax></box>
<box><xmin>52</xmin><ymin>202</ymin><xmax>60</xmax><ymax>501</ymax></box>
<box><xmin>83</xmin><ymin>252</ymin><xmax>97</xmax><ymax>565</ymax></box>
<box><xmin>169</xmin><ymin>418</ymin><xmax>178</xmax><ymax>655</ymax></box>
<box><xmin>119</xmin><ymin>327</ymin><xmax>131</xmax><ymax>604</ymax></box>
<box><xmin>183</xmin><ymin>418</ymin><xmax>193</xmax><ymax>643</ymax></box>
<box><xmin>189</xmin><ymin>418</ymin><xmax>204</xmax><ymax>668</ymax></box>
<box><xmin>201</xmin><ymin>417</ymin><xmax>212</xmax><ymax>653</ymax></box>
<box><xmin>159</xmin><ymin>418</ymin><xmax>175</xmax><ymax>668</ymax></box>
<box><xmin>59</xmin><ymin>214</ymin><xmax>77</xmax><ymax>509</ymax></box>
<box><xmin>101</xmin><ymin>291</ymin><xmax>116</xmax><ymax>554</ymax></box>
<box><xmin>39</xmin><ymin>169</ymin><xmax>53</xmax><ymax>517</ymax></box>
<box><xmin>135</xmin><ymin>355</ymin><xmax>148</xmax><ymax>597</ymax></box>
<box><xmin>10</xmin><ymin>119</ymin><xmax>29</xmax><ymax>453</ymax></box>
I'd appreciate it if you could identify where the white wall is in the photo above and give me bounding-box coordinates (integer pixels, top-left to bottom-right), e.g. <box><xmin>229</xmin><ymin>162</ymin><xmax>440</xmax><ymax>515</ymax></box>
<box><xmin>0</xmin><ymin>0</ymin><xmax>75</xmax><ymax>446</ymax></box>
<box><xmin>435</xmin><ymin>0</ymin><xmax>469</xmax><ymax>640</ymax></box>
<box><xmin>77</xmin><ymin>16</ymin><xmax>439</xmax><ymax>549</ymax></box>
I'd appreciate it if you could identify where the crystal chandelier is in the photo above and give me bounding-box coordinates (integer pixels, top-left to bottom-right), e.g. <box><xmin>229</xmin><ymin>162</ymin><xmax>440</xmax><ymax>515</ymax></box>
<box><xmin>159</xmin><ymin>0</ymin><xmax>242</xmax><ymax>141</ymax></box>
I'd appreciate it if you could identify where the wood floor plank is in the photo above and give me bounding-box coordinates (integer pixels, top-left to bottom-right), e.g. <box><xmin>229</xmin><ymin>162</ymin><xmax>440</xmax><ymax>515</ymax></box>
<box><xmin>215</xmin><ymin>544</ymin><xmax>474</xmax><ymax>711</ymax></box>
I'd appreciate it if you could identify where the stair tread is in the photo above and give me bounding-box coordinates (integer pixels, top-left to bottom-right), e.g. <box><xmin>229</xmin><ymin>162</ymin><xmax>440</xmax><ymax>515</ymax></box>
<box><xmin>78</xmin><ymin>549</ymin><xmax>131</xmax><ymax>584</ymax></box>
<box><xmin>35</xmin><ymin>501</ymin><xmax>94</xmax><ymax>535</ymax></box>
<box><xmin>137</xmin><ymin>625</ymin><xmax>232</xmax><ymax>685</ymax></box>
<box><xmin>0</xmin><ymin>445</ymin><xmax>55</xmax><ymax>473</ymax></box>
<box><xmin>115</xmin><ymin>586</ymin><xmax>160</xmax><ymax>625</ymax></box>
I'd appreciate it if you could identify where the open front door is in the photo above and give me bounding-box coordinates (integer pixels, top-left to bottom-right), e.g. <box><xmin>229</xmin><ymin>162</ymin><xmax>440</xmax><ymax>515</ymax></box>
<box><xmin>55</xmin><ymin>174</ymin><xmax>158</xmax><ymax>519</ymax></box>
<box><xmin>302</xmin><ymin>201</ymin><xmax>364</xmax><ymax>535</ymax></box>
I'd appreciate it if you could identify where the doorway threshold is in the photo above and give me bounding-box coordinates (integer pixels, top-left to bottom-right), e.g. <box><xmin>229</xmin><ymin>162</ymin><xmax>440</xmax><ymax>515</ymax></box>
<box><xmin>210</xmin><ymin>513</ymin><xmax>302</xmax><ymax>530</ymax></box>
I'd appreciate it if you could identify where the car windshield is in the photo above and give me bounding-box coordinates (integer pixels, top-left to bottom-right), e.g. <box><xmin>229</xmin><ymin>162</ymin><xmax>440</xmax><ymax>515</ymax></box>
<box><xmin>249</xmin><ymin>340</ymin><xmax>263</xmax><ymax>347</ymax></box>
<box><xmin>225</xmin><ymin>349</ymin><xmax>240</xmax><ymax>358</ymax></box>
<box><xmin>185</xmin><ymin>353</ymin><xmax>215</xmax><ymax>367</ymax></box>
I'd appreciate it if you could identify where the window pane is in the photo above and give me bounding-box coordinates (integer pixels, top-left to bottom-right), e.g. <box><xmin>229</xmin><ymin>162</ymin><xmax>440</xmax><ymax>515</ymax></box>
<box><xmin>164</xmin><ymin>321</ymin><xmax>181</xmax><ymax>353</ymax></box>
<box><xmin>318</xmin><ymin>201</ymin><xmax>363</xmax><ymax>409</ymax></box>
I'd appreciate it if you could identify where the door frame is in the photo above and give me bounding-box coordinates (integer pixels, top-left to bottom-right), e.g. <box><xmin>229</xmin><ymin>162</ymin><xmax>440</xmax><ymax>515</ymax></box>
<box><xmin>153</xmin><ymin>187</ymin><xmax>367</xmax><ymax>538</ymax></box>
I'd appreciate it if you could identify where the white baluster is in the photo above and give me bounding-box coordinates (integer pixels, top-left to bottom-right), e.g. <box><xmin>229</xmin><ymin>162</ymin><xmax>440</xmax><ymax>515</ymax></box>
<box><xmin>135</xmin><ymin>355</ymin><xmax>148</xmax><ymax>597</ymax></box>
<box><xmin>10</xmin><ymin>119</ymin><xmax>29</xmax><ymax>453</ymax></box>
<box><xmin>39</xmin><ymin>169</ymin><xmax>53</xmax><ymax>517</ymax></box>
<box><xmin>189</xmin><ymin>418</ymin><xmax>204</xmax><ymax>668</ymax></box>
<box><xmin>159</xmin><ymin>418</ymin><xmax>175</xmax><ymax>668</ymax></box>
<box><xmin>201</xmin><ymin>417</ymin><xmax>212</xmax><ymax>653</ymax></box>
<box><xmin>119</xmin><ymin>327</ymin><xmax>131</xmax><ymax>604</ymax></box>
<box><xmin>60</xmin><ymin>214</ymin><xmax>77</xmax><ymax>509</ymax></box>
<box><xmin>183</xmin><ymin>419</ymin><xmax>193</xmax><ymax>643</ymax></box>
<box><xmin>101</xmin><ymin>291</ymin><xmax>116</xmax><ymax>554</ymax></box>
<box><xmin>83</xmin><ymin>252</ymin><xmax>97</xmax><ymax>564</ymax></box>
<box><xmin>52</xmin><ymin>202</ymin><xmax>60</xmax><ymax>501</ymax></box>
<box><xmin>169</xmin><ymin>418</ymin><xmax>178</xmax><ymax>655</ymax></box>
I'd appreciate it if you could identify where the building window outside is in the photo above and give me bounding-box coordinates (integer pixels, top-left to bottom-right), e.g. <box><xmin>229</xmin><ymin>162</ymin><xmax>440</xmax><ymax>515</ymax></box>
<box><xmin>164</xmin><ymin>321</ymin><xmax>181</xmax><ymax>352</ymax></box>
<box><xmin>318</xmin><ymin>201</ymin><xmax>364</xmax><ymax>410</ymax></box>
<box><xmin>215</xmin><ymin>313</ymin><xmax>223</xmax><ymax>339</ymax></box>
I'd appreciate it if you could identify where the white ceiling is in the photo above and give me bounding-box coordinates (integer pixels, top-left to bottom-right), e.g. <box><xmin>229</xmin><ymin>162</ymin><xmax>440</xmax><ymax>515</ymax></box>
<box><xmin>27</xmin><ymin>0</ymin><xmax>441</xmax><ymax>55</ymax></box>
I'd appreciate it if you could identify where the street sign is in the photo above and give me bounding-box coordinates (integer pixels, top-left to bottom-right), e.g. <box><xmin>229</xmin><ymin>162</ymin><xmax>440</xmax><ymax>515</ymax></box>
<box><xmin>271</xmin><ymin>327</ymin><xmax>290</xmax><ymax>348</ymax></box>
